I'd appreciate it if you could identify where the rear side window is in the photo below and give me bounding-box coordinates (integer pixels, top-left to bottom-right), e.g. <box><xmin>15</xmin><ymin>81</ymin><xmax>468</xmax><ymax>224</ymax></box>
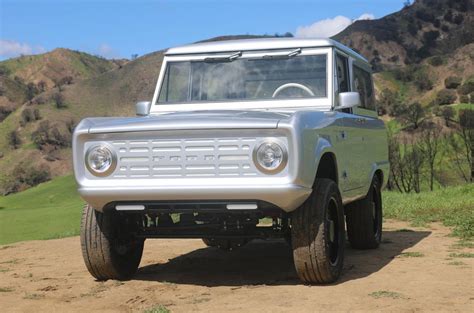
<box><xmin>353</xmin><ymin>66</ymin><xmax>375</xmax><ymax>110</ymax></box>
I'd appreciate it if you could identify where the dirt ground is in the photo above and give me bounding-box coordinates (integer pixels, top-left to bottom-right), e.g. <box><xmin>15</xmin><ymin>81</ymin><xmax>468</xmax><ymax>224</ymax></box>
<box><xmin>0</xmin><ymin>219</ymin><xmax>473</xmax><ymax>313</ymax></box>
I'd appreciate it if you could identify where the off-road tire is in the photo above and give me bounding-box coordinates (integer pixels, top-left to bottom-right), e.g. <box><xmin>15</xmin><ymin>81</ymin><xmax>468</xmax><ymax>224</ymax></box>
<box><xmin>202</xmin><ymin>238</ymin><xmax>249</xmax><ymax>250</ymax></box>
<box><xmin>291</xmin><ymin>178</ymin><xmax>345</xmax><ymax>284</ymax></box>
<box><xmin>80</xmin><ymin>204</ymin><xmax>144</xmax><ymax>281</ymax></box>
<box><xmin>346</xmin><ymin>176</ymin><xmax>383</xmax><ymax>249</ymax></box>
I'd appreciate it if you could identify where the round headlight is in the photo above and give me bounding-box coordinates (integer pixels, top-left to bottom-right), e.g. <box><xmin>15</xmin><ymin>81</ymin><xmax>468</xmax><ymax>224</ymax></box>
<box><xmin>253</xmin><ymin>140</ymin><xmax>288</xmax><ymax>174</ymax></box>
<box><xmin>85</xmin><ymin>144</ymin><xmax>117</xmax><ymax>177</ymax></box>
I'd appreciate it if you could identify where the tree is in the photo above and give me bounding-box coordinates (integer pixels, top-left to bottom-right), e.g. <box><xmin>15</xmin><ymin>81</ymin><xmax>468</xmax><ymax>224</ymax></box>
<box><xmin>457</xmin><ymin>109</ymin><xmax>474</xmax><ymax>182</ymax></box>
<box><xmin>26</xmin><ymin>82</ymin><xmax>39</xmax><ymax>101</ymax></box>
<box><xmin>435</xmin><ymin>89</ymin><xmax>457</xmax><ymax>105</ymax></box>
<box><xmin>400</xmin><ymin>102</ymin><xmax>425</xmax><ymax>129</ymax></box>
<box><xmin>441</xmin><ymin>106</ymin><xmax>454</xmax><ymax>127</ymax></box>
<box><xmin>37</xmin><ymin>80</ymin><xmax>47</xmax><ymax>93</ymax></box>
<box><xmin>445</xmin><ymin>76</ymin><xmax>462</xmax><ymax>89</ymax></box>
<box><xmin>8</xmin><ymin>130</ymin><xmax>21</xmax><ymax>149</ymax></box>
<box><xmin>419</xmin><ymin>125</ymin><xmax>442</xmax><ymax>191</ymax></box>
<box><xmin>387</xmin><ymin>131</ymin><xmax>423</xmax><ymax>193</ymax></box>
<box><xmin>52</xmin><ymin>92</ymin><xmax>66</xmax><ymax>109</ymax></box>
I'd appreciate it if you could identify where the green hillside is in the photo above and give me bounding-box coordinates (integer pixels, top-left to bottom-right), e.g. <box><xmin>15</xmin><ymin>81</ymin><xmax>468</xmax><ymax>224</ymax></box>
<box><xmin>0</xmin><ymin>175</ymin><xmax>82</xmax><ymax>244</ymax></box>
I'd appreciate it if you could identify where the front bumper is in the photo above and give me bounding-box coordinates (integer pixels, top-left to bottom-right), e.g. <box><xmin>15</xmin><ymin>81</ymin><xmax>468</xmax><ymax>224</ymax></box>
<box><xmin>78</xmin><ymin>183</ymin><xmax>312</xmax><ymax>213</ymax></box>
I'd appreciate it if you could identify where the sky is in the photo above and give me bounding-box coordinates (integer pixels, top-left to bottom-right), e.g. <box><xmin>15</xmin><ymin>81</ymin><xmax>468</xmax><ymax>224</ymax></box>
<box><xmin>0</xmin><ymin>0</ymin><xmax>406</xmax><ymax>60</ymax></box>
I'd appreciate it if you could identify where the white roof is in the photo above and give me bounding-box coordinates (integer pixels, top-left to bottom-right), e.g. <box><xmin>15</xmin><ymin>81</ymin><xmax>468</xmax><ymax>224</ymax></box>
<box><xmin>165</xmin><ymin>37</ymin><xmax>368</xmax><ymax>62</ymax></box>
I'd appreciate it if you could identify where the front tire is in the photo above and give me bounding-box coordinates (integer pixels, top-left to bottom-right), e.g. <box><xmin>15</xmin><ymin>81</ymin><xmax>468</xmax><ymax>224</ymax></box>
<box><xmin>291</xmin><ymin>178</ymin><xmax>345</xmax><ymax>284</ymax></box>
<box><xmin>80</xmin><ymin>204</ymin><xmax>144</xmax><ymax>281</ymax></box>
<box><xmin>346</xmin><ymin>176</ymin><xmax>383</xmax><ymax>249</ymax></box>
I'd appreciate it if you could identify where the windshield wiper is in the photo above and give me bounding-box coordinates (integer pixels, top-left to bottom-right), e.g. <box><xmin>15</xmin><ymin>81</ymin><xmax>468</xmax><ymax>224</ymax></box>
<box><xmin>261</xmin><ymin>48</ymin><xmax>302</xmax><ymax>60</ymax></box>
<box><xmin>204</xmin><ymin>51</ymin><xmax>242</xmax><ymax>63</ymax></box>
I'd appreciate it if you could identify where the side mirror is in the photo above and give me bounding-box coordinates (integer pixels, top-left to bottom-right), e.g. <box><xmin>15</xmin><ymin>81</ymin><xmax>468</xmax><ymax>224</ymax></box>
<box><xmin>337</xmin><ymin>92</ymin><xmax>360</xmax><ymax>110</ymax></box>
<box><xmin>135</xmin><ymin>101</ymin><xmax>151</xmax><ymax>116</ymax></box>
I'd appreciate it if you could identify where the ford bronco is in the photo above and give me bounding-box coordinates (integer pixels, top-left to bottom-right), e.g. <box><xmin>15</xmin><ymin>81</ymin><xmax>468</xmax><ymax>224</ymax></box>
<box><xmin>73</xmin><ymin>38</ymin><xmax>389</xmax><ymax>284</ymax></box>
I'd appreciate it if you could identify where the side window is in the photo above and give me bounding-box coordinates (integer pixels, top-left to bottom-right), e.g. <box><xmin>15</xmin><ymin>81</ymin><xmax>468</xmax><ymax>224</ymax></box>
<box><xmin>335</xmin><ymin>54</ymin><xmax>349</xmax><ymax>93</ymax></box>
<box><xmin>353</xmin><ymin>65</ymin><xmax>375</xmax><ymax>110</ymax></box>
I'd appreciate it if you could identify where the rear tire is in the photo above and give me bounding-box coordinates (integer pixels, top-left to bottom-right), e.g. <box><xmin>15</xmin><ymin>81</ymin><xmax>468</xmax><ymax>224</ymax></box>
<box><xmin>291</xmin><ymin>178</ymin><xmax>345</xmax><ymax>284</ymax></box>
<box><xmin>346</xmin><ymin>176</ymin><xmax>383</xmax><ymax>249</ymax></box>
<box><xmin>80</xmin><ymin>204</ymin><xmax>144</xmax><ymax>281</ymax></box>
<box><xmin>202</xmin><ymin>238</ymin><xmax>249</xmax><ymax>250</ymax></box>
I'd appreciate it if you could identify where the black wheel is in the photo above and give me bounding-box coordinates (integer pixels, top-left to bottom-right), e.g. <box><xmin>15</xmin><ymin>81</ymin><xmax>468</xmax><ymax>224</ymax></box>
<box><xmin>202</xmin><ymin>238</ymin><xmax>249</xmax><ymax>250</ymax></box>
<box><xmin>346</xmin><ymin>176</ymin><xmax>383</xmax><ymax>249</ymax></box>
<box><xmin>80</xmin><ymin>204</ymin><xmax>144</xmax><ymax>281</ymax></box>
<box><xmin>291</xmin><ymin>178</ymin><xmax>345</xmax><ymax>284</ymax></box>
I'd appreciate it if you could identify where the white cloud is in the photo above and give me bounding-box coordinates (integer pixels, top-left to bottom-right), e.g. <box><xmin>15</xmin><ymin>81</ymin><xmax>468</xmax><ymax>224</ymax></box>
<box><xmin>0</xmin><ymin>40</ymin><xmax>46</xmax><ymax>58</ymax></box>
<box><xmin>97</xmin><ymin>43</ymin><xmax>117</xmax><ymax>59</ymax></box>
<box><xmin>295</xmin><ymin>13</ymin><xmax>375</xmax><ymax>38</ymax></box>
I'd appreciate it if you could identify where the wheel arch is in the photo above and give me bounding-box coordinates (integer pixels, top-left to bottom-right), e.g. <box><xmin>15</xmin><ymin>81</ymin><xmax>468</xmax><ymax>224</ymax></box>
<box><xmin>314</xmin><ymin>151</ymin><xmax>339</xmax><ymax>187</ymax></box>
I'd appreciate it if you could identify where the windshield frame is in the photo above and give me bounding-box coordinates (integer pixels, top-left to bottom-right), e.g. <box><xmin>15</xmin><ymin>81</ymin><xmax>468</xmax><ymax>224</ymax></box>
<box><xmin>150</xmin><ymin>47</ymin><xmax>334</xmax><ymax>113</ymax></box>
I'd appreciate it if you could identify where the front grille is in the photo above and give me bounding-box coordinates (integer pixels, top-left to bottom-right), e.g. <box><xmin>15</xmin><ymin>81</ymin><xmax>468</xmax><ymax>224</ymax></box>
<box><xmin>110</xmin><ymin>137</ymin><xmax>261</xmax><ymax>178</ymax></box>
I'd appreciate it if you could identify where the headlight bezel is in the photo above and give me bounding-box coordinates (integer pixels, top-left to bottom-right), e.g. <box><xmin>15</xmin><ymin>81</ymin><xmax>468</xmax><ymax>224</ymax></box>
<box><xmin>252</xmin><ymin>138</ymin><xmax>288</xmax><ymax>174</ymax></box>
<box><xmin>85</xmin><ymin>144</ymin><xmax>117</xmax><ymax>177</ymax></box>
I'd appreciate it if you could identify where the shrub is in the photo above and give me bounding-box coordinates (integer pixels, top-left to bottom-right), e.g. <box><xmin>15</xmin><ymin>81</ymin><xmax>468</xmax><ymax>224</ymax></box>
<box><xmin>52</xmin><ymin>92</ymin><xmax>66</xmax><ymax>109</ymax></box>
<box><xmin>470</xmin><ymin>92</ymin><xmax>474</xmax><ymax>104</ymax></box>
<box><xmin>33</xmin><ymin>108</ymin><xmax>41</xmax><ymax>120</ymax></box>
<box><xmin>445</xmin><ymin>76</ymin><xmax>462</xmax><ymax>89</ymax></box>
<box><xmin>457</xmin><ymin>80</ymin><xmax>474</xmax><ymax>95</ymax></box>
<box><xmin>423</xmin><ymin>30</ymin><xmax>440</xmax><ymax>46</ymax></box>
<box><xmin>3</xmin><ymin>162</ymin><xmax>51</xmax><ymax>194</ymax></box>
<box><xmin>453</xmin><ymin>14</ymin><xmax>464</xmax><ymax>25</ymax></box>
<box><xmin>459</xmin><ymin>95</ymin><xmax>469</xmax><ymax>103</ymax></box>
<box><xmin>436</xmin><ymin>89</ymin><xmax>457</xmax><ymax>105</ymax></box>
<box><xmin>8</xmin><ymin>130</ymin><xmax>21</xmax><ymax>149</ymax></box>
<box><xmin>428</xmin><ymin>56</ymin><xmax>444</xmax><ymax>66</ymax></box>
<box><xmin>21</xmin><ymin>108</ymin><xmax>35</xmax><ymax>124</ymax></box>
<box><xmin>32</xmin><ymin>95</ymin><xmax>46</xmax><ymax>105</ymax></box>
<box><xmin>31</xmin><ymin>120</ymin><xmax>71</xmax><ymax>149</ymax></box>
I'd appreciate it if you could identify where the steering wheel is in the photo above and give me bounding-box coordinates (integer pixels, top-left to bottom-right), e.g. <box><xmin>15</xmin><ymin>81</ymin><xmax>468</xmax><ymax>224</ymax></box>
<box><xmin>272</xmin><ymin>83</ymin><xmax>315</xmax><ymax>98</ymax></box>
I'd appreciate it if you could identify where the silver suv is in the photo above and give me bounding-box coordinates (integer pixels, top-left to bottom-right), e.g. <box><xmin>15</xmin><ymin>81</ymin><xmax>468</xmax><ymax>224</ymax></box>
<box><xmin>73</xmin><ymin>38</ymin><xmax>389</xmax><ymax>284</ymax></box>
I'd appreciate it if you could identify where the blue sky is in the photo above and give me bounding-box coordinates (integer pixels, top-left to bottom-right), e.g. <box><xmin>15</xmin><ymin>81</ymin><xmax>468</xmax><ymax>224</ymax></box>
<box><xmin>0</xmin><ymin>0</ymin><xmax>406</xmax><ymax>60</ymax></box>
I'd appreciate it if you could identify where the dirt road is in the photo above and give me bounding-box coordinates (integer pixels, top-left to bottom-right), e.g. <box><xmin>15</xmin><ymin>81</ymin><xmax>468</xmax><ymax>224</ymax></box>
<box><xmin>0</xmin><ymin>219</ymin><xmax>472</xmax><ymax>312</ymax></box>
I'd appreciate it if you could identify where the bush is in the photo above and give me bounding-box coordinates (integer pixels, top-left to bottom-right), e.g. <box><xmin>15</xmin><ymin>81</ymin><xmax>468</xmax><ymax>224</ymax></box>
<box><xmin>33</xmin><ymin>108</ymin><xmax>41</xmax><ymax>120</ymax></box>
<box><xmin>31</xmin><ymin>120</ymin><xmax>71</xmax><ymax>149</ymax></box>
<box><xmin>52</xmin><ymin>92</ymin><xmax>66</xmax><ymax>109</ymax></box>
<box><xmin>8</xmin><ymin>130</ymin><xmax>21</xmax><ymax>149</ymax></box>
<box><xmin>3</xmin><ymin>162</ymin><xmax>51</xmax><ymax>194</ymax></box>
<box><xmin>470</xmin><ymin>92</ymin><xmax>474</xmax><ymax>104</ymax></box>
<box><xmin>459</xmin><ymin>95</ymin><xmax>469</xmax><ymax>103</ymax></box>
<box><xmin>428</xmin><ymin>56</ymin><xmax>444</xmax><ymax>66</ymax></box>
<box><xmin>457</xmin><ymin>80</ymin><xmax>474</xmax><ymax>95</ymax></box>
<box><xmin>445</xmin><ymin>76</ymin><xmax>462</xmax><ymax>89</ymax></box>
<box><xmin>435</xmin><ymin>89</ymin><xmax>457</xmax><ymax>105</ymax></box>
<box><xmin>21</xmin><ymin>108</ymin><xmax>35</xmax><ymax>124</ymax></box>
<box><xmin>423</xmin><ymin>30</ymin><xmax>440</xmax><ymax>46</ymax></box>
<box><xmin>32</xmin><ymin>95</ymin><xmax>46</xmax><ymax>105</ymax></box>
<box><xmin>453</xmin><ymin>14</ymin><xmax>464</xmax><ymax>25</ymax></box>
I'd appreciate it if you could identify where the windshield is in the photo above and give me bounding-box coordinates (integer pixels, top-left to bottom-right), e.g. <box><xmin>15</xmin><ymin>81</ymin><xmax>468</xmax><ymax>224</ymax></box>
<box><xmin>157</xmin><ymin>53</ymin><xmax>327</xmax><ymax>104</ymax></box>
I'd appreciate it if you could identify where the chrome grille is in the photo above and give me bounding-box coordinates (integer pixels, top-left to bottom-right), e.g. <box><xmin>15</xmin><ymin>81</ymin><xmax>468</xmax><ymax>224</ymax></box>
<box><xmin>110</xmin><ymin>137</ymin><xmax>262</xmax><ymax>178</ymax></box>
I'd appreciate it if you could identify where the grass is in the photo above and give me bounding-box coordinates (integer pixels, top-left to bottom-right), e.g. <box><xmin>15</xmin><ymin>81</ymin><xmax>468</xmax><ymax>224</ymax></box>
<box><xmin>398</xmin><ymin>252</ymin><xmax>424</xmax><ymax>258</ymax></box>
<box><xmin>0</xmin><ymin>287</ymin><xmax>14</xmax><ymax>292</ymax></box>
<box><xmin>383</xmin><ymin>184</ymin><xmax>474</xmax><ymax>240</ymax></box>
<box><xmin>447</xmin><ymin>261</ymin><xmax>466</xmax><ymax>266</ymax></box>
<box><xmin>143</xmin><ymin>305</ymin><xmax>171</xmax><ymax>313</ymax></box>
<box><xmin>448</xmin><ymin>252</ymin><xmax>474</xmax><ymax>258</ymax></box>
<box><xmin>23</xmin><ymin>293</ymin><xmax>45</xmax><ymax>300</ymax></box>
<box><xmin>0</xmin><ymin>175</ymin><xmax>83</xmax><ymax>245</ymax></box>
<box><xmin>369</xmin><ymin>290</ymin><xmax>405</xmax><ymax>299</ymax></box>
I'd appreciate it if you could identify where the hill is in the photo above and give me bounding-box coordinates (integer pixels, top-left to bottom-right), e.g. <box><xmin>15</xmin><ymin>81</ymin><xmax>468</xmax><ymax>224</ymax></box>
<box><xmin>334</xmin><ymin>0</ymin><xmax>473</xmax><ymax>70</ymax></box>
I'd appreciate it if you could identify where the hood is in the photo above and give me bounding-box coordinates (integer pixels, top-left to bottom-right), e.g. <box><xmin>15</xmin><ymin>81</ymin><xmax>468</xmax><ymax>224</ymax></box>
<box><xmin>85</xmin><ymin>110</ymin><xmax>294</xmax><ymax>134</ymax></box>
